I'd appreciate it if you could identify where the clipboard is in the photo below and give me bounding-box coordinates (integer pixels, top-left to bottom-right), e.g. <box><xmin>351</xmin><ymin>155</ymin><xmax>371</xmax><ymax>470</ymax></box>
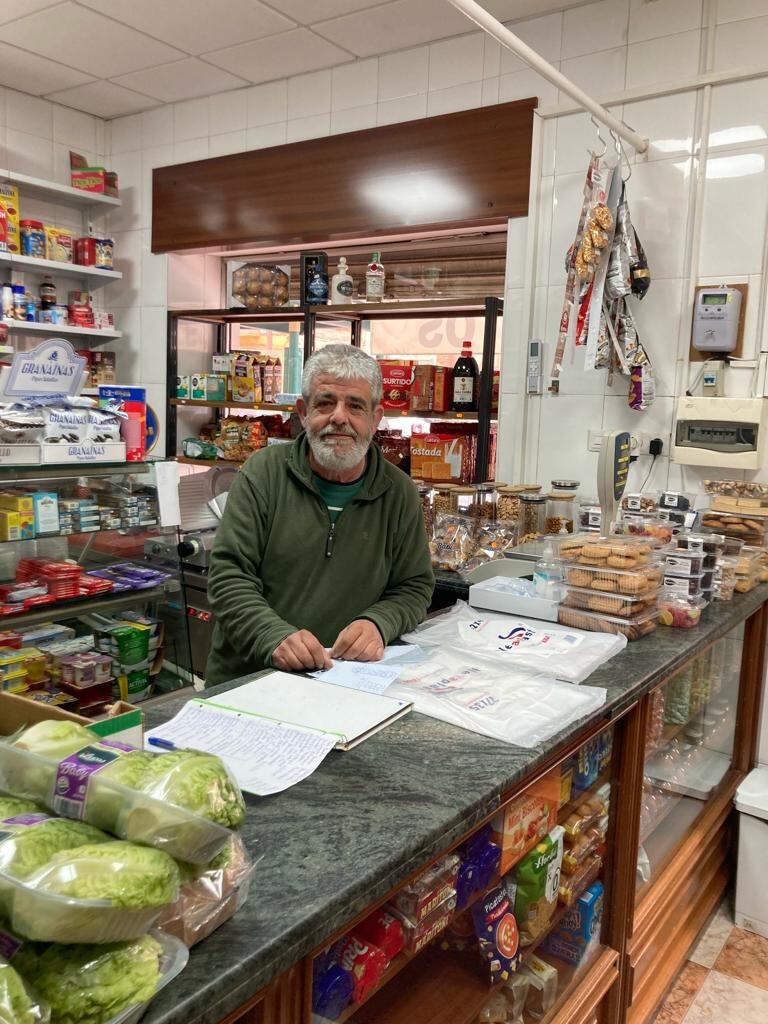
<box><xmin>201</xmin><ymin>671</ymin><xmax>413</xmax><ymax>750</ymax></box>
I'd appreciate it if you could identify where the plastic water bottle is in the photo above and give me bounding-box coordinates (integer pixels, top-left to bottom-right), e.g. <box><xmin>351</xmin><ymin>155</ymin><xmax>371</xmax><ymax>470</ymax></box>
<box><xmin>533</xmin><ymin>542</ymin><xmax>565</xmax><ymax>601</ymax></box>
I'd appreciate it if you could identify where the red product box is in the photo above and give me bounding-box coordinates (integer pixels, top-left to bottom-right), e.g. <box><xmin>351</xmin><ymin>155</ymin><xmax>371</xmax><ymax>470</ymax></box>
<box><xmin>74</xmin><ymin>237</ymin><xmax>97</xmax><ymax>266</ymax></box>
<box><xmin>332</xmin><ymin>935</ymin><xmax>389</xmax><ymax>1003</ymax></box>
<box><xmin>354</xmin><ymin>909</ymin><xmax>404</xmax><ymax>960</ymax></box>
<box><xmin>379</xmin><ymin>361</ymin><xmax>414</xmax><ymax>411</ymax></box>
<box><xmin>98</xmin><ymin>386</ymin><xmax>146</xmax><ymax>461</ymax></box>
<box><xmin>410</xmin><ymin>365</ymin><xmax>434</xmax><ymax>412</ymax></box>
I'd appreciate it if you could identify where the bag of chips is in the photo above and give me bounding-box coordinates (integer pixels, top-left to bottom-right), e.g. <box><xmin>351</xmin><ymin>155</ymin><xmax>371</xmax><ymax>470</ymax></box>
<box><xmin>508</xmin><ymin>825</ymin><xmax>564</xmax><ymax>945</ymax></box>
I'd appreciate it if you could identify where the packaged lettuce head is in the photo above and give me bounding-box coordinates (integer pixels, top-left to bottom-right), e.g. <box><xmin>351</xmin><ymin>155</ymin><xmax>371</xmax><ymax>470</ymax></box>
<box><xmin>0</xmin><ymin>798</ymin><xmax>41</xmax><ymax>820</ymax></box>
<box><xmin>0</xmin><ymin>956</ymin><xmax>49</xmax><ymax>1024</ymax></box>
<box><xmin>5</xmin><ymin>840</ymin><xmax>180</xmax><ymax>944</ymax></box>
<box><xmin>158</xmin><ymin>834</ymin><xmax>255</xmax><ymax>947</ymax></box>
<box><xmin>0</xmin><ymin>818</ymin><xmax>109</xmax><ymax>882</ymax></box>
<box><xmin>1</xmin><ymin>722</ymin><xmax>246</xmax><ymax>864</ymax></box>
<box><xmin>13</xmin><ymin>930</ymin><xmax>188</xmax><ymax>1024</ymax></box>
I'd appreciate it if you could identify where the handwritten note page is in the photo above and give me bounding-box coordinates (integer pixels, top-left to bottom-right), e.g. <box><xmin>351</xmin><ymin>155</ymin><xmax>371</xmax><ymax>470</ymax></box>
<box><xmin>144</xmin><ymin>700</ymin><xmax>335</xmax><ymax>796</ymax></box>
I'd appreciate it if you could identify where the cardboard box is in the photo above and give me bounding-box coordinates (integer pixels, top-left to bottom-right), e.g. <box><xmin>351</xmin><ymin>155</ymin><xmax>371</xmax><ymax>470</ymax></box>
<box><xmin>0</xmin><ymin>492</ymin><xmax>33</xmax><ymax>514</ymax></box>
<box><xmin>433</xmin><ymin>367</ymin><xmax>451</xmax><ymax>412</ymax></box>
<box><xmin>191</xmin><ymin>374</ymin><xmax>206</xmax><ymax>401</ymax></box>
<box><xmin>409</xmin><ymin>431</ymin><xmax>475</xmax><ymax>482</ymax></box>
<box><xmin>32</xmin><ymin>492</ymin><xmax>60</xmax><ymax>536</ymax></box>
<box><xmin>176</xmin><ymin>375</ymin><xmax>190</xmax><ymax>400</ymax></box>
<box><xmin>379</xmin><ymin>361</ymin><xmax>414</xmax><ymax>410</ymax></box>
<box><xmin>205</xmin><ymin>374</ymin><xmax>227</xmax><ymax>402</ymax></box>
<box><xmin>232</xmin><ymin>353</ymin><xmax>260</xmax><ymax>403</ymax></box>
<box><xmin>0</xmin><ymin>510</ymin><xmax>20</xmax><ymax>541</ymax></box>
<box><xmin>92</xmin><ymin>351</ymin><xmax>116</xmax><ymax>386</ymax></box>
<box><xmin>0</xmin><ymin>691</ymin><xmax>143</xmax><ymax>747</ymax></box>
<box><xmin>70</xmin><ymin>151</ymin><xmax>119</xmax><ymax>197</ymax></box>
<box><xmin>493</xmin><ymin>769</ymin><xmax>561</xmax><ymax>874</ymax></box>
<box><xmin>411</xmin><ymin>365</ymin><xmax>434</xmax><ymax>412</ymax></box>
<box><xmin>98</xmin><ymin>386</ymin><xmax>146</xmax><ymax>462</ymax></box>
<box><xmin>0</xmin><ymin>184</ymin><xmax>20</xmax><ymax>254</ymax></box>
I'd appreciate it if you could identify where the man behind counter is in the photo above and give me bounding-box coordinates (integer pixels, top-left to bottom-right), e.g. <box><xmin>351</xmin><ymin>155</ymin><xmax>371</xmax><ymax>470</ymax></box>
<box><xmin>205</xmin><ymin>344</ymin><xmax>435</xmax><ymax>685</ymax></box>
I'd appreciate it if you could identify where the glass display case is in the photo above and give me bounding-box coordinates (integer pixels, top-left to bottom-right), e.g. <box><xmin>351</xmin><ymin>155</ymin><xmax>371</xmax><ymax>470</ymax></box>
<box><xmin>310</xmin><ymin>725</ymin><xmax>617</xmax><ymax>1024</ymax></box>
<box><xmin>0</xmin><ymin>461</ymin><xmax>191</xmax><ymax>709</ymax></box>
<box><xmin>637</xmin><ymin>625</ymin><xmax>744</xmax><ymax>897</ymax></box>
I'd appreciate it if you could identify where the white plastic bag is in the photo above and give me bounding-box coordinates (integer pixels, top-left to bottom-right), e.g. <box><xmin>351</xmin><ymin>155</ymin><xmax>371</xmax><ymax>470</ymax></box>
<box><xmin>385</xmin><ymin>651</ymin><xmax>607</xmax><ymax>748</ymax></box>
<box><xmin>401</xmin><ymin>602</ymin><xmax>625</xmax><ymax>684</ymax></box>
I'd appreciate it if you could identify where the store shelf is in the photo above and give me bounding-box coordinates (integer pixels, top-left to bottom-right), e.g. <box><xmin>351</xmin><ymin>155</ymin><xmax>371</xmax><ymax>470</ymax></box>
<box><xmin>0</xmin><ymin>583</ymin><xmax>175</xmax><ymax>629</ymax></box>
<box><xmin>382</xmin><ymin>409</ymin><xmax>496</xmax><ymax>421</ymax></box>
<box><xmin>171</xmin><ymin>398</ymin><xmax>295</xmax><ymax>412</ymax></box>
<box><xmin>2</xmin><ymin>170</ymin><xmax>120</xmax><ymax>209</ymax></box>
<box><xmin>4</xmin><ymin>320</ymin><xmax>122</xmax><ymax>340</ymax></box>
<box><xmin>167</xmin><ymin>297</ymin><xmax>503</xmax><ymax>325</ymax></box>
<box><xmin>350</xmin><ymin>946</ymin><xmax>489</xmax><ymax>1024</ymax></box>
<box><xmin>0</xmin><ymin>462</ymin><xmax>151</xmax><ymax>481</ymax></box>
<box><xmin>0</xmin><ymin>524</ymin><xmax>157</xmax><ymax>545</ymax></box>
<box><xmin>0</xmin><ymin>253</ymin><xmax>121</xmax><ymax>285</ymax></box>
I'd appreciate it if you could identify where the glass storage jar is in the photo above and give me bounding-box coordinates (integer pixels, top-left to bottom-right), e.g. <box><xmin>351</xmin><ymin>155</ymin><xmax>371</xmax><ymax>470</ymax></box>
<box><xmin>551</xmin><ymin>478</ymin><xmax>580</xmax><ymax>494</ymax></box>
<box><xmin>578</xmin><ymin>497</ymin><xmax>602</xmax><ymax>533</ymax></box>
<box><xmin>415</xmin><ymin>482</ymin><xmax>433</xmax><ymax>534</ymax></box>
<box><xmin>453</xmin><ymin>486</ymin><xmax>476</xmax><ymax>515</ymax></box>
<box><xmin>496</xmin><ymin>485</ymin><xmax>525</xmax><ymax>524</ymax></box>
<box><xmin>433</xmin><ymin>484</ymin><xmax>457</xmax><ymax>517</ymax></box>
<box><xmin>545</xmin><ymin>492</ymin><xmax>576</xmax><ymax>534</ymax></box>
<box><xmin>472</xmin><ymin>482</ymin><xmax>496</xmax><ymax>519</ymax></box>
<box><xmin>519</xmin><ymin>493</ymin><xmax>547</xmax><ymax>541</ymax></box>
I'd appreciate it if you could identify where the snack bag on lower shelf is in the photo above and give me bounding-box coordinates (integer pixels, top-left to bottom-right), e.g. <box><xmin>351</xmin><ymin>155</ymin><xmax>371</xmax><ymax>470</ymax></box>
<box><xmin>330</xmin><ymin>934</ymin><xmax>390</xmax><ymax>1003</ymax></box>
<box><xmin>519</xmin><ymin>954</ymin><xmax>559</xmax><ymax>1019</ymax></box>
<box><xmin>471</xmin><ymin>884</ymin><xmax>521</xmax><ymax>983</ymax></box>
<box><xmin>508</xmin><ymin>825</ymin><xmax>564</xmax><ymax>946</ymax></box>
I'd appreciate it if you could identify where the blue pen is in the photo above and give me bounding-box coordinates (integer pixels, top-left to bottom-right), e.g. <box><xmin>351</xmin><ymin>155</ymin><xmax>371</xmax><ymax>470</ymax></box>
<box><xmin>148</xmin><ymin>737</ymin><xmax>176</xmax><ymax>751</ymax></box>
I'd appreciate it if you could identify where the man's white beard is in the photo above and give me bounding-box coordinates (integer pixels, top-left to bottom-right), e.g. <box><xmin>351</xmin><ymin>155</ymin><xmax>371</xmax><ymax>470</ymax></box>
<box><xmin>307</xmin><ymin>423</ymin><xmax>372</xmax><ymax>472</ymax></box>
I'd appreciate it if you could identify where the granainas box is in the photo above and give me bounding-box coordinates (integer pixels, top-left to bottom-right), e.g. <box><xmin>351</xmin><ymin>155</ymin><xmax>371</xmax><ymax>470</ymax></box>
<box><xmin>379</xmin><ymin>361</ymin><xmax>414</xmax><ymax>411</ymax></box>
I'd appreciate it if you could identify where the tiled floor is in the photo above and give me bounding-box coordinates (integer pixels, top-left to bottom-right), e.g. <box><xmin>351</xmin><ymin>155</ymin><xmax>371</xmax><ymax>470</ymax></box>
<box><xmin>653</xmin><ymin>901</ymin><xmax>768</xmax><ymax>1024</ymax></box>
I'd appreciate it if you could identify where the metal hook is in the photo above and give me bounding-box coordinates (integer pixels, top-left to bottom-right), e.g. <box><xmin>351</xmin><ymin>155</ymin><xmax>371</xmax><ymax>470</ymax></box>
<box><xmin>618</xmin><ymin>130</ymin><xmax>633</xmax><ymax>182</ymax></box>
<box><xmin>590</xmin><ymin>116</ymin><xmax>607</xmax><ymax>158</ymax></box>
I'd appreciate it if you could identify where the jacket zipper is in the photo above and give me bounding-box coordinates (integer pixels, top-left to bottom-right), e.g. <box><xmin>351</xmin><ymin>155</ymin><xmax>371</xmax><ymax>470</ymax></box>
<box><xmin>325</xmin><ymin>521</ymin><xmax>336</xmax><ymax>558</ymax></box>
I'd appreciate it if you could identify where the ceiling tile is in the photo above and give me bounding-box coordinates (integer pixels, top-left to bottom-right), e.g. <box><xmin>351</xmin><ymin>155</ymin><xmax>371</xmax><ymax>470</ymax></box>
<box><xmin>267</xmin><ymin>0</ymin><xmax>392</xmax><ymax>22</ymax></box>
<box><xmin>312</xmin><ymin>0</ymin><xmax>472</xmax><ymax>57</ymax></box>
<box><xmin>112</xmin><ymin>58</ymin><xmax>249</xmax><ymax>103</ymax></box>
<box><xmin>0</xmin><ymin>0</ymin><xmax>62</xmax><ymax>24</ymax></box>
<box><xmin>204</xmin><ymin>28</ymin><xmax>351</xmax><ymax>83</ymax></box>
<box><xmin>479</xmin><ymin>0</ymin><xmax>587</xmax><ymax>17</ymax></box>
<box><xmin>0</xmin><ymin>39</ymin><xmax>94</xmax><ymax>94</ymax></box>
<box><xmin>2</xmin><ymin>2</ymin><xmax>186</xmax><ymax>78</ymax></box>
<box><xmin>46</xmin><ymin>81</ymin><xmax>161</xmax><ymax>118</ymax></box>
<box><xmin>77</xmin><ymin>0</ymin><xmax>294</xmax><ymax>56</ymax></box>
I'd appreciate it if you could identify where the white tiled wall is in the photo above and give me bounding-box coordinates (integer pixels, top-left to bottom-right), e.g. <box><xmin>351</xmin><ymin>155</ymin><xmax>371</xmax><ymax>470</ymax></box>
<box><xmin>80</xmin><ymin>0</ymin><xmax>768</xmax><ymax>465</ymax></box>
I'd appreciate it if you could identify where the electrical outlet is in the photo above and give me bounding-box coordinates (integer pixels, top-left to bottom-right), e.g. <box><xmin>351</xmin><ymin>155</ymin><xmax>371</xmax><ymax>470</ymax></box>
<box><xmin>587</xmin><ymin>430</ymin><xmax>603</xmax><ymax>452</ymax></box>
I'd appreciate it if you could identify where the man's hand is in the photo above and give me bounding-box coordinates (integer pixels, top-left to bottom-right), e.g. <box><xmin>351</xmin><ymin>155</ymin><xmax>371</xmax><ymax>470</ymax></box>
<box><xmin>272</xmin><ymin>630</ymin><xmax>332</xmax><ymax>672</ymax></box>
<box><xmin>331</xmin><ymin>620</ymin><xmax>384</xmax><ymax>662</ymax></box>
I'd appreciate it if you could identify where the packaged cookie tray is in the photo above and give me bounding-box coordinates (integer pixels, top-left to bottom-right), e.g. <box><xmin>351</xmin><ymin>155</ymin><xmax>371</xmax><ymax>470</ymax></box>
<box><xmin>553</xmin><ymin>533</ymin><xmax>662</xmax><ymax>568</ymax></box>
<box><xmin>563</xmin><ymin>562</ymin><xmax>662</xmax><ymax>596</ymax></box>
<box><xmin>700</xmin><ymin>511</ymin><xmax>768</xmax><ymax>544</ymax></box>
<box><xmin>562</xmin><ymin>585</ymin><xmax>659</xmax><ymax>618</ymax></box>
<box><xmin>558</xmin><ymin>605</ymin><xmax>659</xmax><ymax>641</ymax></box>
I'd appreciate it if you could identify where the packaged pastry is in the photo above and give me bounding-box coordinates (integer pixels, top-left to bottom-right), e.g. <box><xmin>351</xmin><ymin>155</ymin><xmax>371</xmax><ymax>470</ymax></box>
<box><xmin>564</xmin><ymin>562</ymin><xmax>662</xmax><ymax>596</ymax></box>
<box><xmin>390</xmin><ymin>853</ymin><xmax>459</xmax><ymax>924</ymax></box>
<box><xmin>388</xmin><ymin>888</ymin><xmax>456</xmax><ymax>954</ymax></box>
<box><xmin>555</xmin><ymin>533</ymin><xmax>656</xmax><ymax>567</ymax></box>
<box><xmin>617</xmin><ymin>514</ymin><xmax>674</xmax><ymax>546</ymax></box>
<box><xmin>559</xmin><ymin>854</ymin><xmax>602</xmax><ymax>906</ymax></box>
<box><xmin>562</xmin><ymin>827</ymin><xmax>604</xmax><ymax>875</ymax></box>
<box><xmin>676</xmin><ymin>533</ymin><xmax>725</xmax><ymax>555</ymax></box>
<box><xmin>562</xmin><ymin>585</ymin><xmax>658</xmax><ymax>618</ymax></box>
<box><xmin>231</xmin><ymin>263</ymin><xmax>289</xmax><ymax>310</ymax></box>
<box><xmin>701</xmin><ymin>510</ymin><xmax>768</xmax><ymax>545</ymax></box>
<box><xmin>664</xmin><ymin>551</ymin><xmax>704</xmax><ymax>576</ymax></box>
<box><xmin>704</xmin><ymin>480</ymin><xmax>768</xmax><ymax>498</ymax></box>
<box><xmin>662</xmin><ymin>572</ymin><xmax>705</xmax><ymax>599</ymax></box>
<box><xmin>430</xmin><ymin>513</ymin><xmax>476</xmax><ymax>571</ymax></box>
<box><xmin>558</xmin><ymin>605</ymin><xmax>658</xmax><ymax>640</ymax></box>
<box><xmin>562</xmin><ymin>785</ymin><xmax>609</xmax><ymax>839</ymax></box>
<box><xmin>519</xmin><ymin>954</ymin><xmax>558</xmax><ymax>1019</ymax></box>
<box><xmin>621</xmin><ymin>493</ymin><xmax>657</xmax><ymax>513</ymax></box>
<box><xmin>495</xmin><ymin>770</ymin><xmax>560</xmax><ymax>874</ymax></box>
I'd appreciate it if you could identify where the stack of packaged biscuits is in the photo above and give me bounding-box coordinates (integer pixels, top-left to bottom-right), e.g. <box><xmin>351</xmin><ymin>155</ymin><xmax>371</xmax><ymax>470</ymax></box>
<box><xmin>549</xmin><ymin>535</ymin><xmax>662</xmax><ymax>640</ymax></box>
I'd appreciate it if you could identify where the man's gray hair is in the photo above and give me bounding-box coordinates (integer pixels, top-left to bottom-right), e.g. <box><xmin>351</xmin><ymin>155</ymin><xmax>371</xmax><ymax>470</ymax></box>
<box><xmin>301</xmin><ymin>344</ymin><xmax>383</xmax><ymax>406</ymax></box>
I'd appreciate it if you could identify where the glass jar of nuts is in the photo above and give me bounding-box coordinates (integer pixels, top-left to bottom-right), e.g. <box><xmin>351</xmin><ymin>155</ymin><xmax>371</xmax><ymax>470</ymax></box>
<box><xmin>472</xmin><ymin>481</ymin><xmax>497</xmax><ymax>519</ymax></box>
<box><xmin>496</xmin><ymin>485</ymin><xmax>525</xmax><ymax>524</ymax></box>
<box><xmin>414</xmin><ymin>481</ymin><xmax>433</xmax><ymax>534</ymax></box>
<box><xmin>545</xmin><ymin>492</ymin><xmax>576</xmax><ymax>534</ymax></box>
<box><xmin>452</xmin><ymin>486</ymin><xmax>476</xmax><ymax>516</ymax></box>
<box><xmin>433</xmin><ymin>484</ymin><xmax>458</xmax><ymax>517</ymax></box>
<box><xmin>519</xmin><ymin>493</ymin><xmax>546</xmax><ymax>542</ymax></box>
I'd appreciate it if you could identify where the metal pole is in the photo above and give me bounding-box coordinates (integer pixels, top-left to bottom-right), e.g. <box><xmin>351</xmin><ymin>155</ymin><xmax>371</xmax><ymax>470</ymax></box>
<box><xmin>447</xmin><ymin>0</ymin><xmax>649</xmax><ymax>154</ymax></box>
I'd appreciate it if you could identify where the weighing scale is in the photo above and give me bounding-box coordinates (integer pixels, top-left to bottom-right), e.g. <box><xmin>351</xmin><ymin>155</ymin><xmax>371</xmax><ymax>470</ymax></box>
<box><xmin>597</xmin><ymin>430</ymin><xmax>631</xmax><ymax>532</ymax></box>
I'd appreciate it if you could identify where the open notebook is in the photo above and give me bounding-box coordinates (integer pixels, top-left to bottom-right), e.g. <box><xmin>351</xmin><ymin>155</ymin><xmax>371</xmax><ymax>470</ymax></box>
<box><xmin>203</xmin><ymin>671</ymin><xmax>412</xmax><ymax>750</ymax></box>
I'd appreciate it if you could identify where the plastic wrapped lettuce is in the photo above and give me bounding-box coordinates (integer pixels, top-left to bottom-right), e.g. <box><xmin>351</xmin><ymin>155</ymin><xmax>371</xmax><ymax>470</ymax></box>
<box><xmin>0</xmin><ymin>956</ymin><xmax>49</xmax><ymax>1024</ymax></box>
<box><xmin>157</xmin><ymin>834</ymin><xmax>256</xmax><ymax>947</ymax></box>
<box><xmin>0</xmin><ymin>722</ymin><xmax>246</xmax><ymax>864</ymax></box>
<box><xmin>0</xmin><ymin>797</ymin><xmax>41</xmax><ymax>820</ymax></box>
<box><xmin>13</xmin><ymin>931</ymin><xmax>188</xmax><ymax>1024</ymax></box>
<box><xmin>3</xmin><ymin>840</ymin><xmax>180</xmax><ymax>944</ymax></box>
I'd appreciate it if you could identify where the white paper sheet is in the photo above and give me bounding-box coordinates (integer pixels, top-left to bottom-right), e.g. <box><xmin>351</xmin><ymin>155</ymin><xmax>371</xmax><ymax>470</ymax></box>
<box><xmin>310</xmin><ymin>659</ymin><xmax>404</xmax><ymax>694</ymax></box>
<box><xmin>144</xmin><ymin>700</ymin><xmax>335</xmax><ymax>796</ymax></box>
<box><xmin>153</xmin><ymin>460</ymin><xmax>181</xmax><ymax>527</ymax></box>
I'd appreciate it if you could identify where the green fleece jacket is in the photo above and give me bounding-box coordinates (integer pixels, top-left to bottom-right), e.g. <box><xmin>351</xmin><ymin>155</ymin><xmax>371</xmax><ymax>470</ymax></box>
<box><xmin>205</xmin><ymin>434</ymin><xmax>435</xmax><ymax>685</ymax></box>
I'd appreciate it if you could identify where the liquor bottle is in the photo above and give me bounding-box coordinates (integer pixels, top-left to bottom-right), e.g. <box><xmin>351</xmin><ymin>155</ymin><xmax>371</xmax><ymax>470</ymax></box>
<box><xmin>366</xmin><ymin>251</ymin><xmax>385</xmax><ymax>302</ymax></box>
<box><xmin>307</xmin><ymin>265</ymin><xmax>329</xmax><ymax>305</ymax></box>
<box><xmin>331</xmin><ymin>256</ymin><xmax>354</xmax><ymax>304</ymax></box>
<box><xmin>451</xmin><ymin>340</ymin><xmax>479</xmax><ymax>412</ymax></box>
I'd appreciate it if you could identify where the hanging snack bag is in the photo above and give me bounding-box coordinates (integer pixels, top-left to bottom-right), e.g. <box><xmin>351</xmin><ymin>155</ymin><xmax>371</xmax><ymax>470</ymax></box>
<box><xmin>509</xmin><ymin>825</ymin><xmax>564</xmax><ymax>946</ymax></box>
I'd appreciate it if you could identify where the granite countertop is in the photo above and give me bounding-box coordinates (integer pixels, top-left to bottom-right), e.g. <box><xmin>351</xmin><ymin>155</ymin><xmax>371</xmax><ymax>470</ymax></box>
<box><xmin>142</xmin><ymin>587</ymin><xmax>767</xmax><ymax>1024</ymax></box>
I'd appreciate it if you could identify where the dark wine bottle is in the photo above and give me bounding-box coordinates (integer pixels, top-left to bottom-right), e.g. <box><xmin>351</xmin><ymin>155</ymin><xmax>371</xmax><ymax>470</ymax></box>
<box><xmin>451</xmin><ymin>340</ymin><xmax>479</xmax><ymax>412</ymax></box>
